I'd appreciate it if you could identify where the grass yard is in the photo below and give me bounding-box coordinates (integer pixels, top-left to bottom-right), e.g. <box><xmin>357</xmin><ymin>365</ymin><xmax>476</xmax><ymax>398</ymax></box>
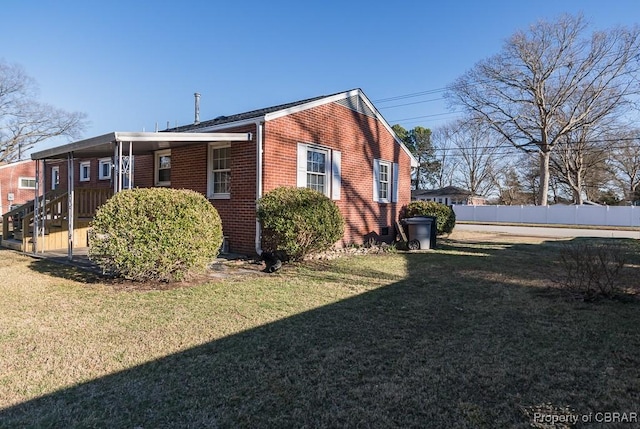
<box><xmin>0</xmin><ymin>232</ymin><xmax>639</xmax><ymax>428</ymax></box>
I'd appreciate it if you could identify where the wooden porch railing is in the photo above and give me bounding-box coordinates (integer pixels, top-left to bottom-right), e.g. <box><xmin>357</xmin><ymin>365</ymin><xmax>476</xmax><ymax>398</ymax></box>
<box><xmin>75</xmin><ymin>188</ymin><xmax>114</xmax><ymax>219</ymax></box>
<box><xmin>2</xmin><ymin>188</ymin><xmax>66</xmax><ymax>241</ymax></box>
<box><xmin>2</xmin><ymin>188</ymin><xmax>113</xmax><ymax>251</ymax></box>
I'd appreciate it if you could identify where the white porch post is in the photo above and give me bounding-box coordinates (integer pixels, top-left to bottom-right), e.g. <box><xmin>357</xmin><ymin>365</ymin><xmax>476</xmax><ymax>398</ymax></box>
<box><xmin>113</xmin><ymin>143</ymin><xmax>120</xmax><ymax>193</ymax></box>
<box><xmin>41</xmin><ymin>160</ymin><xmax>46</xmax><ymax>250</ymax></box>
<box><xmin>117</xmin><ymin>141</ymin><xmax>123</xmax><ymax>192</ymax></box>
<box><xmin>67</xmin><ymin>152</ymin><xmax>75</xmax><ymax>261</ymax></box>
<box><xmin>127</xmin><ymin>140</ymin><xmax>133</xmax><ymax>189</ymax></box>
<box><xmin>33</xmin><ymin>160</ymin><xmax>40</xmax><ymax>253</ymax></box>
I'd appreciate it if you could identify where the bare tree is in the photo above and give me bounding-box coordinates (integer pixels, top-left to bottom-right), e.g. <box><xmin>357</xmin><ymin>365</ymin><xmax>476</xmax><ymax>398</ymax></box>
<box><xmin>608</xmin><ymin>130</ymin><xmax>640</xmax><ymax>203</ymax></box>
<box><xmin>448</xmin><ymin>118</ymin><xmax>504</xmax><ymax>197</ymax></box>
<box><xmin>446</xmin><ymin>14</ymin><xmax>640</xmax><ymax>205</ymax></box>
<box><xmin>0</xmin><ymin>61</ymin><xmax>87</xmax><ymax>162</ymax></box>
<box><xmin>496</xmin><ymin>164</ymin><xmax>529</xmax><ymax>205</ymax></box>
<box><xmin>431</xmin><ymin>125</ymin><xmax>459</xmax><ymax>189</ymax></box>
<box><xmin>550</xmin><ymin>126</ymin><xmax>611</xmax><ymax>204</ymax></box>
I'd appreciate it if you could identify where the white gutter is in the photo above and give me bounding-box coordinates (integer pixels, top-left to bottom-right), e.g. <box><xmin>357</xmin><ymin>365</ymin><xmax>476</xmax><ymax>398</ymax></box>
<box><xmin>255</xmin><ymin>120</ymin><xmax>264</xmax><ymax>255</ymax></box>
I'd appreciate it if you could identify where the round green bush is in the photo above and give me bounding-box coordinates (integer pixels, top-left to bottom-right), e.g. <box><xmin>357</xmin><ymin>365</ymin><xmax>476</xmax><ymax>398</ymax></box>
<box><xmin>257</xmin><ymin>186</ymin><xmax>345</xmax><ymax>260</ymax></box>
<box><xmin>401</xmin><ymin>201</ymin><xmax>456</xmax><ymax>235</ymax></box>
<box><xmin>88</xmin><ymin>188</ymin><xmax>223</xmax><ymax>282</ymax></box>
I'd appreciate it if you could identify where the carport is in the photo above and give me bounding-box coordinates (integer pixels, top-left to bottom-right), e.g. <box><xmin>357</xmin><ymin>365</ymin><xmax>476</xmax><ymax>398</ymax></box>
<box><xmin>28</xmin><ymin>131</ymin><xmax>252</xmax><ymax>260</ymax></box>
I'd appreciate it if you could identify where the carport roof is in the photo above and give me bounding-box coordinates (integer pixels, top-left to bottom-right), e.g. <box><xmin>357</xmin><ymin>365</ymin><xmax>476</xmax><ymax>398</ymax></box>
<box><xmin>30</xmin><ymin>131</ymin><xmax>253</xmax><ymax>160</ymax></box>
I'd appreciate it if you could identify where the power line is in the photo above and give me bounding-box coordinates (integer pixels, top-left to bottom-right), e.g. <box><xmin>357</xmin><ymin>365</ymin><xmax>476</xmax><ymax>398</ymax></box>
<box><xmin>373</xmin><ymin>88</ymin><xmax>449</xmax><ymax>103</ymax></box>
<box><xmin>377</xmin><ymin>97</ymin><xmax>445</xmax><ymax>110</ymax></box>
<box><xmin>389</xmin><ymin>111</ymin><xmax>461</xmax><ymax>122</ymax></box>
<box><xmin>430</xmin><ymin>142</ymin><xmax>640</xmax><ymax>160</ymax></box>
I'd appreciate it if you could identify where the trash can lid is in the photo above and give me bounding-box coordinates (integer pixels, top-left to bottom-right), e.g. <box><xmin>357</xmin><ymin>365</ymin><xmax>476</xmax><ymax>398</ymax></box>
<box><xmin>402</xmin><ymin>216</ymin><xmax>436</xmax><ymax>224</ymax></box>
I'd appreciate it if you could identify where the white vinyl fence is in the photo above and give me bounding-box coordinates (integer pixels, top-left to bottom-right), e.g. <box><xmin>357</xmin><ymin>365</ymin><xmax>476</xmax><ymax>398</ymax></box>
<box><xmin>453</xmin><ymin>205</ymin><xmax>640</xmax><ymax>228</ymax></box>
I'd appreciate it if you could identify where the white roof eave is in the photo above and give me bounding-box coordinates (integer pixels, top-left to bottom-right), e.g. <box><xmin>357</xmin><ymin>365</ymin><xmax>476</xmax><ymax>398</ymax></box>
<box><xmin>30</xmin><ymin>131</ymin><xmax>252</xmax><ymax>160</ymax></box>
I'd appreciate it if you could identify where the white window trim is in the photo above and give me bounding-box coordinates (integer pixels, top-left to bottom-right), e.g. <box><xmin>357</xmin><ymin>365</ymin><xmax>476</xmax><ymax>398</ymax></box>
<box><xmin>296</xmin><ymin>142</ymin><xmax>341</xmax><ymax>200</ymax></box>
<box><xmin>207</xmin><ymin>142</ymin><xmax>231</xmax><ymax>199</ymax></box>
<box><xmin>98</xmin><ymin>158</ymin><xmax>112</xmax><ymax>180</ymax></box>
<box><xmin>378</xmin><ymin>160</ymin><xmax>391</xmax><ymax>203</ymax></box>
<box><xmin>373</xmin><ymin>159</ymin><xmax>399</xmax><ymax>203</ymax></box>
<box><xmin>154</xmin><ymin>149</ymin><xmax>171</xmax><ymax>187</ymax></box>
<box><xmin>51</xmin><ymin>166</ymin><xmax>60</xmax><ymax>190</ymax></box>
<box><xmin>18</xmin><ymin>177</ymin><xmax>36</xmax><ymax>189</ymax></box>
<box><xmin>79</xmin><ymin>161</ymin><xmax>91</xmax><ymax>182</ymax></box>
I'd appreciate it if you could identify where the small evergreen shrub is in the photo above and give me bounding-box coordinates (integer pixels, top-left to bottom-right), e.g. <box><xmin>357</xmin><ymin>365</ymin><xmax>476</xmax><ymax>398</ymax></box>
<box><xmin>257</xmin><ymin>186</ymin><xmax>345</xmax><ymax>260</ymax></box>
<box><xmin>88</xmin><ymin>188</ymin><xmax>223</xmax><ymax>282</ymax></box>
<box><xmin>400</xmin><ymin>201</ymin><xmax>456</xmax><ymax>235</ymax></box>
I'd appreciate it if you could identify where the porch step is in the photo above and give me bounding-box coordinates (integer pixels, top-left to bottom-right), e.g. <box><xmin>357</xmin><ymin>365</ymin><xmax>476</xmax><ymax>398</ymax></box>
<box><xmin>1</xmin><ymin>238</ymin><xmax>23</xmax><ymax>252</ymax></box>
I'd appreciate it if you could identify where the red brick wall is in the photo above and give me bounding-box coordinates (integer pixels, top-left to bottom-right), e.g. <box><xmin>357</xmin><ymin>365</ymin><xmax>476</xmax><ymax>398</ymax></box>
<box><xmin>43</xmin><ymin>158</ymin><xmax>113</xmax><ymax>191</ymax></box>
<box><xmin>133</xmin><ymin>155</ymin><xmax>154</xmax><ymax>188</ymax></box>
<box><xmin>262</xmin><ymin>102</ymin><xmax>412</xmax><ymax>246</ymax></box>
<box><xmin>30</xmin><ymin>101</ymin><xmax>412</xmax><ymax>254</ymax></box>
<box><xmin>43</xmin><ymin>155</ymin><xmax>155</xmax><ymax>192</ymax></box>
<box><xmin>0</xmin><ymin>160</ymin><xmax>37</xmax><ymax>213</ymax></box>
<box><xmin>171</xmin><ymin>124</ymin><xmax>258</xmax><ymax>255</ymax></box>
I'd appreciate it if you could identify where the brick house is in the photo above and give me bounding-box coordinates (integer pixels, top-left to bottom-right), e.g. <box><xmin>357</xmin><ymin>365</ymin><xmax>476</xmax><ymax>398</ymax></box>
<box><xmin>412</xmin><ymin>186</ymin><xmax>486</xmax><ymax>206</ymax></box>
<box><xmin>0</xmin><ymin>160</ymin><xmax>37</xmax><ymax>215</ymax></box>
<box><xmin>11</xmin><ymin>88</ymin><xmax>417</xmax><ymax>255</ymax></box>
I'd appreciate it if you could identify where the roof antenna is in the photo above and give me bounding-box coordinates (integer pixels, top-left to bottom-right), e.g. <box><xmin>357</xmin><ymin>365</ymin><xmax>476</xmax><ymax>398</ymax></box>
<box><xmin>194</xmin><ymin>92</ymin><xmax>201</xmax><ymax>125</ymax></box>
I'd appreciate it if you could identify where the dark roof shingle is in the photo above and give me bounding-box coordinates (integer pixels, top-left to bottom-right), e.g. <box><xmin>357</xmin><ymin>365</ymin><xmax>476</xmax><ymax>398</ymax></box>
<box><xmin>167</xmin><ymin>92</ymin><xmax>342</xmax><ymax>132</ymax></box>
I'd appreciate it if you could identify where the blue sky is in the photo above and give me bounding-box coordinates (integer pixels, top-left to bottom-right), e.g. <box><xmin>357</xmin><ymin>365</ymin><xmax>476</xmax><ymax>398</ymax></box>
<box><xmin>3</xmin><ymin>0</ymin><xmax>640</xmax><ymax>150</ymax></box>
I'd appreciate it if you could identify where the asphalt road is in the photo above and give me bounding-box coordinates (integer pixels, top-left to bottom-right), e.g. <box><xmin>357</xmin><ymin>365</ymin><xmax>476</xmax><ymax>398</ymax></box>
<box><xmin>456</xmin><ymin>223</ymin><xmax>640</xmax><ymax>239</ymax></box>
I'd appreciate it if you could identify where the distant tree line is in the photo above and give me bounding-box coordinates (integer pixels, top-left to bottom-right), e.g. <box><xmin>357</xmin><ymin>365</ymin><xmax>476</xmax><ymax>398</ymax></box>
<box><xmin>395</xmin><ymin>14</ymin><xmax>640</xmax><ymax>206</ymax></box>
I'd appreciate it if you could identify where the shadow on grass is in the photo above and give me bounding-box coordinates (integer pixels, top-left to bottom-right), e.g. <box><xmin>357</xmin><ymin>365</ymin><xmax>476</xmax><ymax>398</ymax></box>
<box><xmin>27</xmin><ymin>257</ymin><xmax>106</xmax><ymax>284</ymax></box>
<box><xmin>3</xmin><ymin>238</ymin><xmax>640</xmax><ymax>428</ymax></box>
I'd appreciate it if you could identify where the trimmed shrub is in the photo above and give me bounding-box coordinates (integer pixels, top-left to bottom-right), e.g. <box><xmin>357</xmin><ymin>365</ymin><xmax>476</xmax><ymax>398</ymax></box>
<box><xmin>88</xmin><ymin>188</ymin><xmax>223</xmax><ymax>282</ymax></box>
<box><xmin>257</xmin><ymin>186</ymin><xmax>345</xmax><ymax>260</ymax></box>
<box><xmin>400</xmin><ymin>201</ymin><xmax>456</xmax><ymax>235</ymax></box>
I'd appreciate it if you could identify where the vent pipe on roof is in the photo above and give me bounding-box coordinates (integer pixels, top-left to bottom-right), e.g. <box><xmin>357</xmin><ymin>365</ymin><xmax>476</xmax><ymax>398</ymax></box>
<box><xmin>194</xmin><ymin>92</ymin><xmax>201</xmax><ymax>125</ymax></box>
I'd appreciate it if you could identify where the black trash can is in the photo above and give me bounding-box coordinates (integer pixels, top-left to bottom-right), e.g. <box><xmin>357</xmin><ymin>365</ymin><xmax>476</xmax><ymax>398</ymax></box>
<box><xmin>402</xmin><ymin>216</ymin><xmax>437</xmax><ymax>250</ymax></box>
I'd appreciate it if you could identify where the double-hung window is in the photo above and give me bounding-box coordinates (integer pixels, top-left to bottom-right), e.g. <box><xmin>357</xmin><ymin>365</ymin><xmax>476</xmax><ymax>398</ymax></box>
<box><xmin>297</xmin><ymin>143</ymin><xmax>341</xmax><ymax>200</ymax></box>
<box><xmin>378</xmin><ymin>161</ymin><xmax>390</xmax><ymax>201</ymax></box>
<box><xmin>306</xmin><ymin>147</ymin><xmax>328</xmax><ymax>194</ymax></box>
<box><xmin>373</xmin><ymin>159</ymin><xmax>398</xmax><ymax>203</ymax></box>
<box><xmin>208</xmin><ymin>143</ymin><xmax>231</xmax><ymax>199</ymax></box>
<box><xmin>155</xmin><ymin>150</ymin><xmax>171</xmax><ymax>186</ymax></box>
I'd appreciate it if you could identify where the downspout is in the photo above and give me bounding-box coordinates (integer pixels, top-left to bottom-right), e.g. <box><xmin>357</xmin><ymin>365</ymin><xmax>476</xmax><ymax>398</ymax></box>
<box><xmin>255</xmin><ymin>120</ymin><xmax>264</xmax><ymax>255</ymax></box>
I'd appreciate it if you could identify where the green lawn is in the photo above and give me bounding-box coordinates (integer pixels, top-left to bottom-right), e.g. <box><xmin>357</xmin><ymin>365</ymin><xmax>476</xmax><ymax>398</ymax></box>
<box><xmin>0</xmin><ymin>233</ymin><xmax>639</xmax><ymax>428</ymax></box>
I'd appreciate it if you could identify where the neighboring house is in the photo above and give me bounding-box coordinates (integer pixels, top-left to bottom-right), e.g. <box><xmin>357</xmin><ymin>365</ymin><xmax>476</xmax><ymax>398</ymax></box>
<box><xmin>0</xmin><ymin>160</ymin><xmax>37</xmax><ymax>215</ymax></box>
<box><xmin>8</xmin><ymin>88</ymin><xmax>417</xmax><ymax>255</ymax></box>
<box><xmin>412</xmin><ymin>186</ymin><xmax>486</xmax><ymax>206</ymax></box>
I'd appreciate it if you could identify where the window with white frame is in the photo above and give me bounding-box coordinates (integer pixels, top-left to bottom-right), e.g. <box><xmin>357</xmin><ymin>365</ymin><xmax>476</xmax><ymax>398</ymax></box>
<box><xmin>306</xmin><ymin>147</ymin><xmax>328</xmax><ymax>194</ymax></box>
<box><xmin>296</xmin><ymin>143</ymin><xmax>341</xmax><ymax>200</ymax></box>
<box><xmin>51</xmin><ymin>166</ymin><xmax>60</xmax><ymax>190</ymax></box>
<box><xmin>18</xmin><ymin>177</ymin><xmax>36</xmax><ymax>189</ymax></box>
<box><xmin>155</xmin><ymin>150</ymin><xmax>171</xmax><ymax>186</ymax></box>
<box><xmin>99</xmin><ymin>158</ymin><xmax>112</xmax><ymax>180</ymax></box>
<box><xmin>373</xmin><ymin>159</ymin><xmax>398</xmax><ymax>203</ymax></box>
<box><xmin>79</xmin><ymin>161</ymin><xmax>91</xmax><ymax>182</ymax></box>
<box><xmin>378</xmin><ymin>161</ymin><xmax>390</xmax><ymax>201</ymax></box>
<box><xmin>208</xmin><ymin>143</ymin><xmax>231</xmax><ymax>198</ymax></box>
